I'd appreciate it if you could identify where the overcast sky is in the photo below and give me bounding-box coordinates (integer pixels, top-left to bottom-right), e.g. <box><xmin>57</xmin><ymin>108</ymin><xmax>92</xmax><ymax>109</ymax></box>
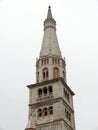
<box><xmin>0</xmin><ymin>0</ymin><xmax>98</xmax><ymax>130</ymax></box>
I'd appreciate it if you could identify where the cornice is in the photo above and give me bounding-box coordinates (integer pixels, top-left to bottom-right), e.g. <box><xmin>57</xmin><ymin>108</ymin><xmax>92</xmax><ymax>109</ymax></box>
<box><xmin>27</xmin><ymin>77</ymin><xmax>75</xmax><ymax>95</ymax></box>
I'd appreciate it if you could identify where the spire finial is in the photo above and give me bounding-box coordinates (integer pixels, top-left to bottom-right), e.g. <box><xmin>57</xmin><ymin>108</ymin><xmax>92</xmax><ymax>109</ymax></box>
<box><xmin>47</xmin><ymin>5</ymin><xmax>52</xmax><ymax>19</ymax></box>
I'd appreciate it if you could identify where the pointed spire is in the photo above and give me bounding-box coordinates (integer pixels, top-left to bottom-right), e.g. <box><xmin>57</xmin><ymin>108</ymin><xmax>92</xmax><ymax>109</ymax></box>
<box><xmin>25</xmin><ymin>116</ymin><xmax>36</xmax><ymax>130</ymax></box>
<box><xmin>40</xmin><ymin>6</ymin><xmax>61</xmax><ymax>58</ymax></box>
<box><xmin>47</xmin><ymin>6</ymin><xmax>53</xmax><ymax>19</ymax></box>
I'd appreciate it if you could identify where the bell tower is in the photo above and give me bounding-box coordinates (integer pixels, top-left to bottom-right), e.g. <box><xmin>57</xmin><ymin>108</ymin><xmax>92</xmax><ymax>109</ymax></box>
<box><xmin>25</xmin><ymin>6</ymin><xmax>76</xmax><ymax>130</ymax></box>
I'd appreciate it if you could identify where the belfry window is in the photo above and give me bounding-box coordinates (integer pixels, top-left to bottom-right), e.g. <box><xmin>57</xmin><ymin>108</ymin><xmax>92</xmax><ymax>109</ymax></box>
<box><xmin>43</xmin><ymin>72</ymin><xmax>45</xmax><ymax>79</ymax></box>
<box><xmin>43</xmin><ymin>68</ymin><xmax>49</xmax><ymax>80</ymax></box>
<box><xmin>38</xmin><ymin>88</ymin><xmax>42</xmax><ymax>97</ymax></box>
<box><xmin>48</xmin><ymin>86</ymin><xmax>53</xmax><ymax>94</ymax></box>
<box><xmin>43</xmin><ymin>108</ymin><xmax>48</xmax><ymax>116</ymax></box>
<box><xmin>46</xmin><ymin>71</ymin><xmax>48</xmax><ymax>77</ymax></box>
<box><xmin>37</xmin><ymin>106</ymin><xmax>53</xmax><ymax>118</ymax></box>
<box><xmin>53</xmin><ymin>67</ymin><xmax>59</xmax><ymax>78</ymax></box>
<box><xmin>43</xmin><ymin>87</ymin><xmax>47</xmax><ymax>96</ymax></box>
<box><xmin>38</xmin><ymin>109</ymin><xmax>42</xmax><ymax>117</ymax></box>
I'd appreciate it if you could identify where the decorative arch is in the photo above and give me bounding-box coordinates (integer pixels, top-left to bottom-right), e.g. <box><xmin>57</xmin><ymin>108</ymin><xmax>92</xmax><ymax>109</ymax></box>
<box><xmin>53</xmin><ymin>67</ymin><xmax>59</xmax><ymax>78</ymax></box>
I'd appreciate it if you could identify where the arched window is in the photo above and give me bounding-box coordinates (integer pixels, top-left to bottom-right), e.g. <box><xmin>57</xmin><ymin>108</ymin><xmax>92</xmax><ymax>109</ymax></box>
<box><xmin>48</xmin><ymin>86</ymin><xmax>53</xmax><ymax>94</ymax></box>
<box><xmin>53</xmin><ymin>67</ymin><xmax>59</xmax><ymax>78</ymax></box>
<box><xmin>38</xmin><ymin>109</ymin><xmax>42</xmax><ymax>117</ymax></box>
<box><xmin>68</xmin><ymin>113</ymin><xmax>71</xmax><ymax>121</ymax></box>
<box><xmin>43</xmin><ymin>68</ymin><xmax>49</xmax><ymax>80</ymax></box>
<box><xmin>43</xmin><ymin>87</ymin><xmax>47</xmax><ymax>96</ymax></box>
<box><xmin>38</xmin><ymin>88</ymin><xmax>42</xmax><ymax>97</ymax></box>
<box><xmin>49</xmin><ymin>106</ymin><xmax>53</xmax><ymax>115</ymax></box>
<box><xmin>43</xmin><ymin>72</ymin><xmax>45</xmax><ymax>79</ymax></box>
<box><xmin>46</xmin><ymin>71</ymin><xmax>48</xmax><ymax>78</ymax></box>
<box><xmin>43</xmin><ymin>108</ymin><xmax>48</xmax><ymax>116</ymax></box>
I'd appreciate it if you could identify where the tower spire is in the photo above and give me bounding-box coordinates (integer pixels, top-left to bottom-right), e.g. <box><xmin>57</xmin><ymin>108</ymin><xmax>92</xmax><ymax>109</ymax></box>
<box><xmin>40</xmin><ymin>6</ymin><xmax>61</xmax><ymax>58</ymax></box>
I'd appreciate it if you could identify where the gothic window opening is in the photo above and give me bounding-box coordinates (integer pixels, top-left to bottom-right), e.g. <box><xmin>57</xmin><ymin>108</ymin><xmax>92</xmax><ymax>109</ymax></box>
<box><xmin>43</xmin><ymin>87</ymin><xmax>47</xmax><ymax>96</ymax></box>
<box><xmin>46</xmin><ymin>71</ymin><xmax>48</xmax><ymax>78</ymax></box>
<box><xmin>48</xmin><ymin>86</ymin><xmax>53</xmax><ymax>94</ymax></box>
<box><xmin>43</xmin><ymin>72</ymin><xmax>45</xmax><ymax>79</ymax></box>
<box><xmin>53</xmin><ymin>67</ymin><xmax>59</xmax><ymax>78</ymax></box>
<box><xmin>43</xmin><ymin>108</ymin><xmax>48</xmax><ymax>116</ymax></box>
<box><xmin>38</xmin><ymin>88</ymin><xmax>42</xmax><ymax>97</ymax></box>
<box><xmin>43</xmin><ymin>68</ymin><xmax>49</xmax><ymax>80</ymax></box>
<box><xmin>38</xmin><ymin>109</ymin><xmax>42</xmax><ymax>117</ymax></box>
<box><xmin>49</xmin><ymin>106</ymin><xmax>53</xmax><ymax>115</ymax></box>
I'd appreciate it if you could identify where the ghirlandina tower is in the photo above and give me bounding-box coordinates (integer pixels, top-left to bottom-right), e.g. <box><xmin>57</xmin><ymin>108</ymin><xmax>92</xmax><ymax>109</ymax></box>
<box><xmin>25</xmin><ymin>6</ymin><xmax>76</xmax><ymax>130</ymax></box>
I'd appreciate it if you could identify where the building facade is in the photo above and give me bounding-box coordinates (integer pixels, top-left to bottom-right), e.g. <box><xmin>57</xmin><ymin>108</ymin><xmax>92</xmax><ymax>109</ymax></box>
<box><xmin>25</xmin><ymin>6</ymin><xmax>76</xmax><ymax>130</ymax></box>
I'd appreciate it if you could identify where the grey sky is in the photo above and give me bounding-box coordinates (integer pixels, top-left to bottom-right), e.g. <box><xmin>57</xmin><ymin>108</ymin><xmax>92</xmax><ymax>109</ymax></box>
<box><xmin>0</xmin><ymin>0</ymin><xmax>98</xmax><ymax>130</ymax></box>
